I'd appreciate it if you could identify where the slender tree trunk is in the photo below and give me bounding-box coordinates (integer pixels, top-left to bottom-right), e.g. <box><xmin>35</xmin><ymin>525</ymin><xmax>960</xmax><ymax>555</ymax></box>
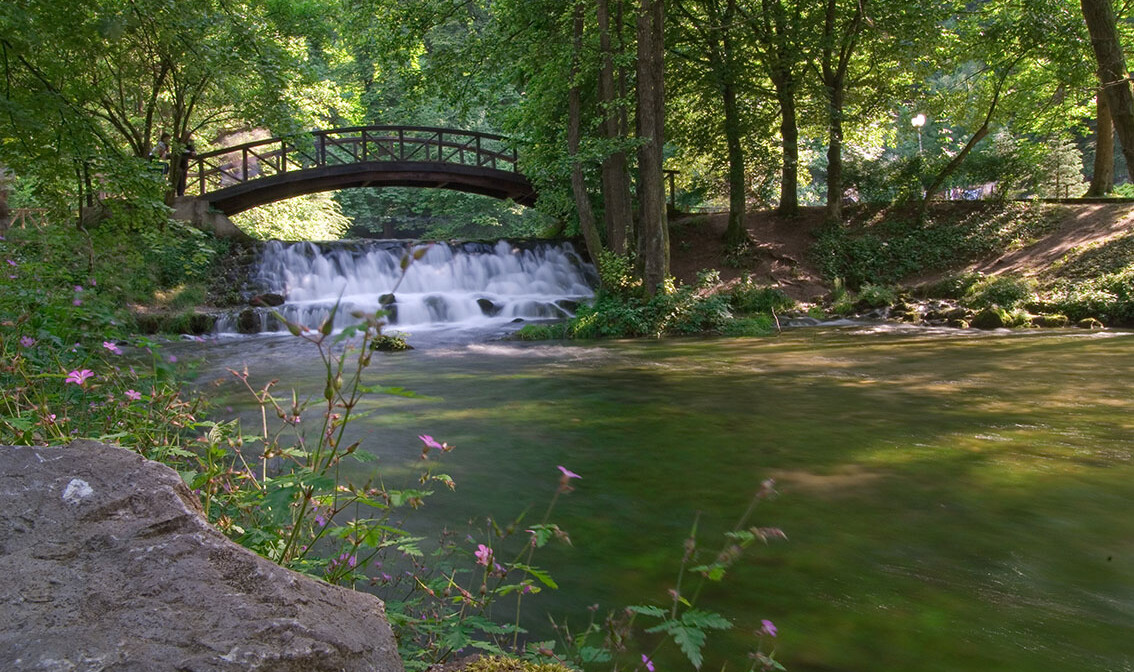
<box><xmin>1086</xmin><ymin>77</ymin><xmax>1116</xmax><ymax>196</ymax></box>
<box><xmin>636</xmin><ymin>0</ymin><xmax>668</xmax><ymax>294</ymax></box>
<box><xmin>598</xmin><ymin>0</ymin><xmax>633</xmax><ymax>255</ymax></box>
<box><xmin>722</xmin><ymin>80</ymin><xmax>748</xmax><ymax>245</ymax></box>
<box><xmin>568</xmin><ymin>1</ymin><xmax>604</xmax><ymax>272</ymax></box>
<box><xmin>820</xmin><ymin>0</ymin><xmax>865</xmax><ymax>225</ymax></box>
<box><xmin>720</xmin><ymin>0</ymin><xmax>747</xmax><ymax>246</ymax></box>
<box><xmin>773</xmin><ymin>70</ymin><xmax>800</xmax><ymax>216</ymax></box>
<box><xmin>825</xmin><ymin>84</ymin><xmax>845</xmax><ymax>223</ymax></box>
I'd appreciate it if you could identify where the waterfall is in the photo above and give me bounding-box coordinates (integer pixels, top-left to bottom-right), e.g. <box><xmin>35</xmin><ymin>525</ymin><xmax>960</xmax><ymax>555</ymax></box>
<box><xmin>216</xmin><ymin>239</ymin><xmax>596</xmax><ymax>335</ymax></box>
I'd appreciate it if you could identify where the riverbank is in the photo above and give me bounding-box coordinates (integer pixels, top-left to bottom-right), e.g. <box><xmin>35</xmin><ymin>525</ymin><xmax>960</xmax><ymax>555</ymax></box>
<box><xmin>669</xmin><ymin>200</ymin><xmax>1134</xmax><ymax>327</ymax></box>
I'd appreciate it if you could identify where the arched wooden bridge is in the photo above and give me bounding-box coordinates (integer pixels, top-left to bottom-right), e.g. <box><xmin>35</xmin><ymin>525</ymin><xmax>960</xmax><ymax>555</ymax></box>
<box><xmin>185</xmin><ymin>126</ymin><xmax>536</xmax><ymax>214</ymax></box>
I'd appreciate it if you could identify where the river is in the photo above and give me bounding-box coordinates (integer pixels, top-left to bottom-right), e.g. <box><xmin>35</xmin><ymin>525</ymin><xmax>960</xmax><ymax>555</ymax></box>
<box><xmin>183</xmin><ymin>324</ymin><xmax>1134</xmax><ymax>672</ymax></box>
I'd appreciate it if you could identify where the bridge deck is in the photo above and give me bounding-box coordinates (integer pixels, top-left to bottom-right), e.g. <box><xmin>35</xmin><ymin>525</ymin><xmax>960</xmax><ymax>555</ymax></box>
<box><xmin>186</xmin><ymin>126</ymin><xmax>536</xmax><ymax>213</ymax></box>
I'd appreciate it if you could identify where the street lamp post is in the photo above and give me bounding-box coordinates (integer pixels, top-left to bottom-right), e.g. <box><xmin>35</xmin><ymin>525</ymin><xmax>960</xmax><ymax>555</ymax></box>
<box><xmin>911</xmin><ymin>113</ymin><xmax>926</xmax><ymax>155</ymax></box>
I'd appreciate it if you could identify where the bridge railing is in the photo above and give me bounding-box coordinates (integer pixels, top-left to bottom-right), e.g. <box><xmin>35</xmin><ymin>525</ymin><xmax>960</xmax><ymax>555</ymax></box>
<box><xmin>187</xmin><ymin>126</ymin><xmax>520</xmax><ymax>197</ymax></box>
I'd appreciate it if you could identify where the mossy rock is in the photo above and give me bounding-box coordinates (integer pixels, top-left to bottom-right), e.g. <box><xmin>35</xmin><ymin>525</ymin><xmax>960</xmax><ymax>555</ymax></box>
<box><xmin>971</xmin><ymin>306</ymin><xmax>1010</xmax><ymax>330</ymax></box>
<box><xmin>370</xmin><ymin>333</ymin><xmax>413</xmax><ymax>351</ymax></box>
<box><xmin>237</xmin><ymin>308</ymin><xmax>260</xmax><ymax>334</ymax></box>
<box><xmin>1030</xmin><ymin>314</ymin><xmax>1070</xmax><ymax>328</ymax></box>
<box><xmin>947</xmin><ymin>318</ymin><xmax>970</xmax><ymax>329</ymax></box>
<box><xmin>1076</xmin><ymin>317</ymin><xmax>1105</xmax><ymax>329</ymax></box>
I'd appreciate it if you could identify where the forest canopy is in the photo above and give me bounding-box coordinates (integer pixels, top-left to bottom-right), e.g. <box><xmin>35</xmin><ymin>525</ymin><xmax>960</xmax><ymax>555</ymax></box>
<box><xmin>2</xmin><ymin>0</ymin><xmax>1130</xmax><ymax>272</ymax></box>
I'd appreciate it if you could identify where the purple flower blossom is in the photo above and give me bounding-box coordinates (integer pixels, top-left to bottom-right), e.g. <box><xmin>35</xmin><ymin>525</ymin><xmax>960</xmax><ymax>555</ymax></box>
<box><xmin>72</xmin><ymin>299</ymin><xmax>82</xmax><ymax>306</ymax></box>
<box><xmin>760</xmin><ymin>619</ymin><xmax>778</xmax><ymax>638</ymax></box>
<box><xmin>418</xmin><ymin>434</ymin><xmax>443</xmax><ymax>450</ymax></box>
<box><xmin>102</xmin><ymin>341</ymin><xmax>122</xmax><ymax>355</ymax></box>
<box><xmin>557</xmin><ymin>465</ymin><xmax>581</xmax><ymax>479</ymax></box>
<box><xmin>65</xmin><ymin>369</ymin><xmax>94</xmax><ymax>386</ymax></box>
<box><xmin>6</xmin><ymin>259</ymin><xmax>16</xmax><ymax>266</ymax></box>
<box><xmin>125</xmin><ymin>389</ymin><xmax>142</xmax><ymax>401</ymax></box>
<box><xmin>642</xmin><ymin>654</ymin><xmax>655</xmax><ymax>672</ymax></box>
<box><xmin>167</xmin><ymin>354</ymin><xmax>177</xmax><ymax>363</ymax></box>
<box><xmin>19</xmin><ymin>336</ymin><xmax>35</xmax><ymax>348</ymax></box>
<box><xmin>474</xmin><ymin>544</ymin><xmax>493</xmax><ymax>567</ymax></box>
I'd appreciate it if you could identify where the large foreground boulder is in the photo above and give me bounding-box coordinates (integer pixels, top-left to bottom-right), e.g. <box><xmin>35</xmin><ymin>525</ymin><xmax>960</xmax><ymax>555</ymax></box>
<box><xmin>0</xmin><ymin>440</ymin><xmax>403</xmax><ymax>672</ymax></box>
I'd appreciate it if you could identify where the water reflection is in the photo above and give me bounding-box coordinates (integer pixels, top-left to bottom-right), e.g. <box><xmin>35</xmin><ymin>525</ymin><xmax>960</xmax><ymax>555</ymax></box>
<box><xmin>184</xmin><ymin>327</ymin><xmax>1134</xmax><ymax>672</ymax></box>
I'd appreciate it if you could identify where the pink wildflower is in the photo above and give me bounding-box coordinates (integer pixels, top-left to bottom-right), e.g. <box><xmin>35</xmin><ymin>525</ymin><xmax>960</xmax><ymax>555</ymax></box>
<box><xmin>74</xmin><ymin>285</ymin><xmax>83</xmax><ymax>292</ymax></box>
<box><xmin>65</xmin><ymin>369</ymin><xmax>94</xmax><ymax>386</ymax></box>
<box><xmin>73</xmin><ymin>299</ymin><xmax>82</xmax><ymax>306</ymax></box>
<box><xmin>760</xmin><ymin>619</ymin><xmax>778</xmax><ymax>638</ymax></box>
<box><xmin>125</xmin><ymin>389</ymin><xmax>142</xmax><ymax>401</ymax></box>
<box><xmin>557</xmin><ymin>465</ymin><xmax>581</xmax><ymax>479</ymax></box>
<box><xmin>419</xmin><ymin>434</ymin><xmax>443</xmax><ymax>450</ymax></box>
<box><xmin>102</xmin><ymin>341</ymin><xmax>122</xmax><ymax>355</ymax></box>
<box><xmin>642</xmin><ymin>654</ymin><xmax>655</xmax><ymax>672</ymax></box>
<box><xmin>474</xmin><ymin>544</ymin><xmax>493</xmax><ymax>567</ymax></box>
<box><xmin>19</xmin><ymin>336</ymin><xmax>35</xmax><ymax>348</ymax></box>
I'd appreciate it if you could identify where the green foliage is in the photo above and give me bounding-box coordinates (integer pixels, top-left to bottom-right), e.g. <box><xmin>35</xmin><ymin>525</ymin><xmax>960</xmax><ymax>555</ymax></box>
<box><xmin>336</xmin><ymin>188</ymin><xmax>553</xmax><ymax>241</ymax></box>
<box><xmin>232</xmin><ymin>193</ymin><xmax>351</xmax><ymax>241</ymax></box>
<box><xmin>1035</xmin><ymin>269</ymin><xmax>1134</xmax><ymax>325</ymax></box>
<box><xmin>811</xmin><ymin>203</ymin><xmax>1060</xmax><ymax>288</ymax></box>
<box><xmin>1</xmin><ymin>215</ymin><xmax>226</xmax><ymax>344</ymax></box>
<box><xmin>960</xmin><ymin>274</ymin><xmax>1034</xmax><ymax>310</ymax></box>
<box><xmin>856</xmin><ymin>284</ymin><xmax>899</xmax><ymax>309</ymax></box>
<box><xmin>915</xmin><ymin>272</ymin><xmax>984</xmax><ymax>299</ymax></box>
<box><xmin>511</xmin><ymin>322</ymin><xmax>572</xmax><ymax>341</ymax></box>
<box><xmin>569</xmin><ymin>279</ymin><xmax>735</xmax><ymax>339</ymax></box>
<box><xmin>597</xmin><ymin>250</ymin><xmax>640</xmax><ymax>296</ymax></box>
<box><xmin>729</xmin><ymin>277</ymin><xmax>795</xmax><ymax>315</ymax></box>
<box><xmin>0</xmin><ymin>328</ymin><xmax>200</xmax><ymax>458</ymax></box>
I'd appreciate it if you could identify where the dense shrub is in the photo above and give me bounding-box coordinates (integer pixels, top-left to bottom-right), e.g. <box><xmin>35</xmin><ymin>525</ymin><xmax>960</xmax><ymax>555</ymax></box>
<box><xmin>1035</xmin><ymin>269</ymin><xmax>1134</xmax><ymax>324</ymax></box>
<box><xmin>856</xmin><ymin>283</ymin><xmax>898</xmax><ymax>309</ymax></box>
<box><xmin>730</xmin><ymin>276</ymin><xmax>795</xmax><ymax>314</ymax></box>
<box><xmin>961</xmin><ymin>274</ymin><xmax>1034</xmax><ymax>310</ymax></box>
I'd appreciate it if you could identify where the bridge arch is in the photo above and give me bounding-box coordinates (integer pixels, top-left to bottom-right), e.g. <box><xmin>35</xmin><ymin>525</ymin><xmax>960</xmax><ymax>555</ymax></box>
<box><xmin>185</xmin><ymin>126</ymin><xmax>537</xmax><ymax>215</ymax></box>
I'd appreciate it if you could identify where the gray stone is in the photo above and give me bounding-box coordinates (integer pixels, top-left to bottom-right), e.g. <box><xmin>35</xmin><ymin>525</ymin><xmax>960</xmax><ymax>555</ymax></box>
<box><xmin>0</xmin><ymin>440</ymin><xmax>403</xmax><ymax>672</ymax></box>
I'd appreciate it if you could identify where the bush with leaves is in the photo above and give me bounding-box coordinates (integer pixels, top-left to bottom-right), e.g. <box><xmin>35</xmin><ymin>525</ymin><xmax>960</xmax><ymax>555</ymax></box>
<box><xmin>960</xmin><ymin>274</ymin><xmax>1034</xmax><ymax>310</ymax></box>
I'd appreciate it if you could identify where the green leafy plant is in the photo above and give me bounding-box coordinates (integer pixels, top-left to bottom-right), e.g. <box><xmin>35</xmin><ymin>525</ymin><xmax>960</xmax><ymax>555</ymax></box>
<box><xmin>961</xmin><ymin>274</ymin><xmax>1034</xmax><ymax>310</ymax></box>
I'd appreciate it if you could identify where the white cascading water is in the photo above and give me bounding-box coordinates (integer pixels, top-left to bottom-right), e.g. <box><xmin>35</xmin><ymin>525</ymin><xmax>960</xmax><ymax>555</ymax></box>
<box><xmin>218</xmin><ymin>240</ymin><xmax>596</xmax><ymax>335</ymax></box>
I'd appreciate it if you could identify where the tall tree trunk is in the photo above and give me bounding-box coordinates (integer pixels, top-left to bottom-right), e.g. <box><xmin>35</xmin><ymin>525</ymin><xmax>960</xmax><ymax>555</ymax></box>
<box><xmin>1086</xmin><ymin>77</ymin><xmax>1116</xmax><ymax>196</ymax></box>
<box><xmin>773</xmin><ymin>70</ymin><xmax>800</xmax><ymax>216</ymax></box>
<box><xmin>820</xmin><ymin>0</ymin><xmax>865</xmax><ymax>225</ymax></box>
<box><xmin>598</xmin><ymin>0</ymin><xmax>633</xmax><ymax>255</ymax></box>
<box><xmin>636</xmin><ymin>0</ymin><xmax>668</xmax><ymax>294</ymax></box>
<box><xmin>569</xmin><ymin>1</ymin><xmax>604</xmax><ymax>272</ymax></box>
<box><xmin>825</xmin><ymin>85</ymin><xmax>845</xmax><ymax>224</ymax></box>
<box><xmin>722</xmin><ymin>79</ymin><xmax>748</xmax><ymax>245</ymax></box>
<box><xmin>720</xmin><ymin>0</ymin><xmax>748</xmax><ymax>246</ymax></box>
<box><xmin>1081</xmin><ymin>0</ymin><xmax>1134</xmax><ymax>176</ymax></box>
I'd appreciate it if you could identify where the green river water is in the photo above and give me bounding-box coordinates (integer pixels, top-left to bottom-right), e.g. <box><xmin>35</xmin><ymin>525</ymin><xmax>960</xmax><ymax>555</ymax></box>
<box><xmin>195</xmin><ymin>326</ymin><xmax>1134</xmax><ymax>671</ymax></box>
